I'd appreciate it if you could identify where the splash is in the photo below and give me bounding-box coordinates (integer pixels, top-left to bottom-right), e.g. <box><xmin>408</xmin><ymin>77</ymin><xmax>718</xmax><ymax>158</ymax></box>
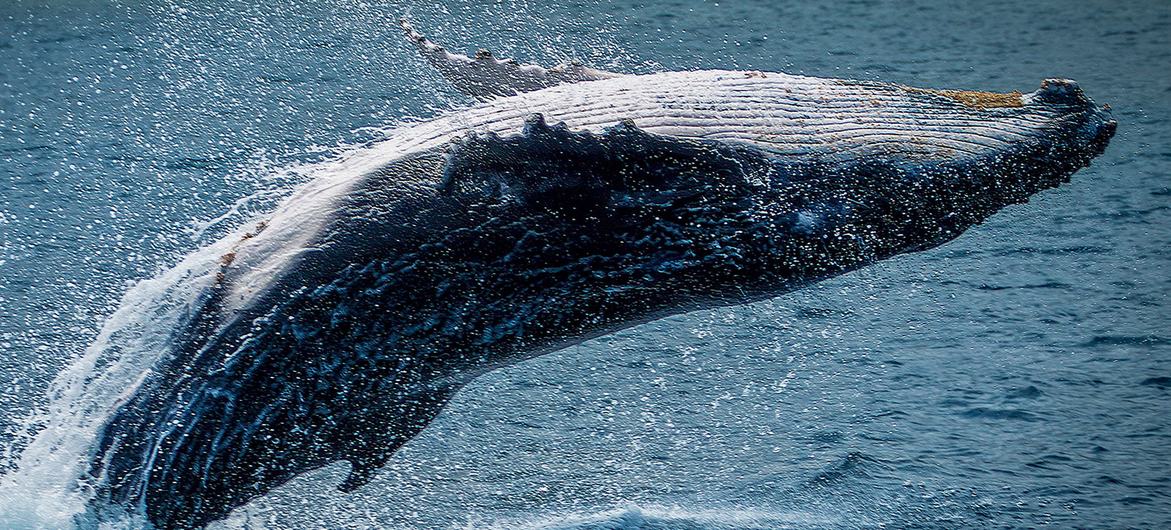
<box><xmin>0</xmin><ymin>227</ymin><xmax>236</xmax><ymax>528</ymax></box>
<box><xmin>466</xmin><ymin>504</ymin><xmax>838</xmax><ymax>530</ymax></box>
<box><xmin>0</xmin><ymin>152</ymin><xmax>335</xmax><ymax>528</ymax></box>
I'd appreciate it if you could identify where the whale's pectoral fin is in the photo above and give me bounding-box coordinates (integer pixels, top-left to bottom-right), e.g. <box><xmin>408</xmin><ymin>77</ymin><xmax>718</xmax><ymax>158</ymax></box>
<box><xmin>338</xmin><ymin>459</ymin><xmax>380</xmax><ymax>493</ymax></box>
<box><xmin>339</xmin><ymin>453</ymin><xmax>384</xmax><ymax>491</ymax></box>
<box><xmin>336</xmin><ymin>384</ymin><xmax>462</xmax><ymax>493</ymax></box>
<box><xmin>400</xmin><ymin>18</ymin><xmax>623</xmax><ymax>100</ymax></box>
<box><xmin>441</xmin><ymin>114</ymin><xmax>776</xmax><ymax>207</ymax></box>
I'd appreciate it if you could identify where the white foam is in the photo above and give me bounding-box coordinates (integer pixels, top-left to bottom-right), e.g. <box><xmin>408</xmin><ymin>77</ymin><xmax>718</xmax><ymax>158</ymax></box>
<box><xmin>0</xmin><ymin>227</ymin><xmax>239</xmax><ymax>527</ymax></box>
<box><xmin>464</xmin><ymin>503</ymin><xmax>838</xmax><ymax>530</ymax></box>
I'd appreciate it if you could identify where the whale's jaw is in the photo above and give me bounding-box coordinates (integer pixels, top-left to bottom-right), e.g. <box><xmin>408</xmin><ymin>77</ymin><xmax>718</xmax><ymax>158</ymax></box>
<box><xmin>903</xmin><ymin>78</ymin><xmax>1115</xmax><ymax>250</ymax></box>
<box><xmin>77</xmin><ymin>71</ymin><xmax>1114</xmax><ymax>529</ymax></box>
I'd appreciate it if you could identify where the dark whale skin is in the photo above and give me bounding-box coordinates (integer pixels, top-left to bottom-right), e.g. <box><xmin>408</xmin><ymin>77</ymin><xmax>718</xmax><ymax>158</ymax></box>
<box><xmin>87</xmin><ymin>99</ymin><xmax>1114</xmax><ymax>528</ymax></box>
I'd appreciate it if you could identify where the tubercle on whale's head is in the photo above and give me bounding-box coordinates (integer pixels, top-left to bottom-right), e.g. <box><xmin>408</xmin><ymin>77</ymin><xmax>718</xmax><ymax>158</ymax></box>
<box><xmin>1025</xmin><ymin>79</ymin><xmax>1116</xmax><ymax>156</ymax></box>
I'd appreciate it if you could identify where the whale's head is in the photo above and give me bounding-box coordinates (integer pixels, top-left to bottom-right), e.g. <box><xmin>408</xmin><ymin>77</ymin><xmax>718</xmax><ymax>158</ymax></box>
<box><xmin>752</xmin><ymin>77</ymin><xmax>1117</xmax><ymax>257</ymax></box>
<box><xmin>730</xmin><ymin>78</ymin><xmax>1115</xmax><ymax>300</ymax></box>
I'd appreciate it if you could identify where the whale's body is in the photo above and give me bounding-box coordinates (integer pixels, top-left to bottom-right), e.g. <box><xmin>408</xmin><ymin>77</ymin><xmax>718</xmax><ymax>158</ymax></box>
<box><xmin>19</xmin><ymin>28</ymin><xmax>1114</xmax><ymax>529</ymax></box>
<box><xmin>219</xmin><ymin>69</ymin><xmax>1109</xmax><ymax>318</ymax></box>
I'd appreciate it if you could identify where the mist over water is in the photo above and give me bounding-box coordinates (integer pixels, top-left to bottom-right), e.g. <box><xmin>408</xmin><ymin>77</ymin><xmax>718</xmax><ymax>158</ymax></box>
<box><xmin>1</xmin><ymin>0</ymin><xmax>1169</xmax><ymax>528</ymax></box>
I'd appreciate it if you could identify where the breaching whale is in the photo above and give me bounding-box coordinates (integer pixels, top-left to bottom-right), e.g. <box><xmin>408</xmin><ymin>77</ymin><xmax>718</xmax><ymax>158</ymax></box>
<box><xmin>44</xmin><ymin>22</ymin><xmax>1114</xmax><ymax>528</ymax></box>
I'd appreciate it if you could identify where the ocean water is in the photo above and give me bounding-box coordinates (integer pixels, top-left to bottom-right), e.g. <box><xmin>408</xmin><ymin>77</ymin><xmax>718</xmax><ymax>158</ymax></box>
<box><xmin>1</xmin><ymin>0</ymin><xmax>1168</xmax><ymax>528</ymax></box>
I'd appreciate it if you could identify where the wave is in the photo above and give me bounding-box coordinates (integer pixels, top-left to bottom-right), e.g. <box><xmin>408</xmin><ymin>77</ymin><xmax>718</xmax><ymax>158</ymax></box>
<box><xmin>465</xmin><ymin>505</ymin><xmax>838</xmax><ymax>530</ymax></box>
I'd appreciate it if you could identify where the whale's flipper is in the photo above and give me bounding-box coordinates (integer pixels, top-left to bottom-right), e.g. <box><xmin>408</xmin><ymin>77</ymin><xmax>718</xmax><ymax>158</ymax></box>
<box><xmin>337</xmin><ymin>385</ymin><xmax>458</xmax><ymax>493</ymax></box>
<box><xmin>400</xmin><ymin>18</ymin><xmax>623</xmax><ymax>100</ymax></box>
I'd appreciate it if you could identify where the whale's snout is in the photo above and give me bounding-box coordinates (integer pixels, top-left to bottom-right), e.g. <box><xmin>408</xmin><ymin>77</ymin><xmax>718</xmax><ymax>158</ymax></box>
<box><xmin>1026</xmin><ymin>78</ymin><xmax>1116</xmax><ymax>160</ymax></box>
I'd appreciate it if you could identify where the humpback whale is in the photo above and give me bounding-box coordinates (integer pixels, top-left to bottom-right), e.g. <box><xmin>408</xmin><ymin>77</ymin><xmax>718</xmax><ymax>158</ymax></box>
<box><xmin>33</xmin><ymin>22</ymin><xmax>1113</xmax><ymax>528</ymax></box>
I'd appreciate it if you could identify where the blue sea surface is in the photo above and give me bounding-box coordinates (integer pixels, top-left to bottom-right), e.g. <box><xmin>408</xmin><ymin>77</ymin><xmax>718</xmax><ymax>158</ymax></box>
<box><xmin>1</xmin><ymin>0</ymin><xmax>1169</xmax><ymax>528</ymax></box>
